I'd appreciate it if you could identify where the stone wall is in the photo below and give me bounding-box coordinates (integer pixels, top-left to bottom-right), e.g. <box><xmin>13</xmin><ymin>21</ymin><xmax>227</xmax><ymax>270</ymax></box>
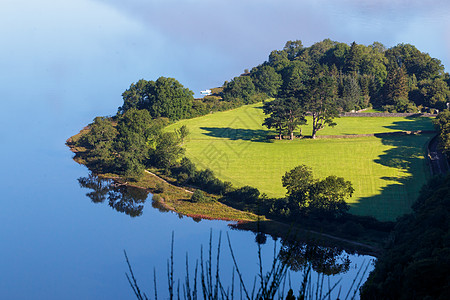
<box><xmin>340</xmin><ymin>112</ymin><xmax>437</xmax><ymax>117</ymax></box>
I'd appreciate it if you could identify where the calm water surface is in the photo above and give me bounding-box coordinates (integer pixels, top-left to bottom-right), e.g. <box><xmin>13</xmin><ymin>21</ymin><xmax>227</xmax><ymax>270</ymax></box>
<box><xmin>0</xmin><ymin>95</ymin><xmax>373</xmax><ymax>299</ymax></box>
<box><xmin>2</xmin><ymin>0</ymin><xmax>450</xmax><ymax>299</ymax></box>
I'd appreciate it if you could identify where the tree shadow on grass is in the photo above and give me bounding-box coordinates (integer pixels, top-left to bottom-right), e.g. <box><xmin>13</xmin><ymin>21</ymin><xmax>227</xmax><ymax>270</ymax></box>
<box><xmin>350</xmin><ymin>126</ymin><xmax>433</xmax><ymax>221</ymax></box>
<box><xmin>200</xmin><ymin>127</ymin><xmax>273</xmax><ymax>142</ymax></box>
<box><xmin>382</xmin><ymin>117</ymin><xmax>435</xmax><ymax>132</ymax></box>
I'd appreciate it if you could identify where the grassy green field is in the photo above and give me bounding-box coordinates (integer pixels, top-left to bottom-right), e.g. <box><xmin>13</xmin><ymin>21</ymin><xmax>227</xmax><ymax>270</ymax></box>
<box><xmin>167</xmin><ymin>103</ymin><xmax>435</xmax><ymax>221</ymax></box>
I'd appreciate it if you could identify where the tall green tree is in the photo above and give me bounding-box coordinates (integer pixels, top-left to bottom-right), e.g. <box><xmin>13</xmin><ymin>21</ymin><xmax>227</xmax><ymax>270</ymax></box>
<box><xmin>283</xmin><ymin>40</ymin><xmax>304</xmax><ymax>60</ymax></box>
<box><xmin>434</xmin><ymin>110</ymin><xmax>450</xmax><ymax>156</ymax></box>
<box><xmin>268</xmin><ymin>50</ymin><xmax>290</xmax><ymax>72</ymax></box>
<box><xmin>321</xmin><ymin>42</ymin><xmax>349</xmax><ymax>70</ymax></box>
<box><xmin>145</xmin><ymin>77</ymin><xmax>194</xmax><ymax>120</ymax></box>
<box><xmin>76</xmin><ymin>116</ymin><xmax>118</xmax><ymax>172</ymax></box>
<box><xmin>222</xmin><ymin>75</ymin><xmax>256</xmax><ymax>104</ymax></box>
<box><xmin>359</xmin><ymin>44</ymin><xmax>388</xmax><ymax>86</ymax></box>
<box><xmin>119</xmin><ymin>79</ymin><xmax>150</xmax><ymax>113</ymax></box>
<box><xmin>262</xmin><ymin>98</ymin><xmax>306</xmax><ymax>140</ymax></box>
<box><xmin>118</xmin><ymin>77</ymin><xmax>194</xmax><ymax>121</ymax></box>
<box><xmin>416</xmin><ymin>78</ymin><xmax>450</xmax><ymax>109</ymax></box>
<box><xmin>302</xmin><ymin>39</ymin><xmax>336</xmax><ymax>65</ymax></box>
<box><xmin>302</xmin><ymin>67</ymin><xmax>339</xmax><ymax>138</ymax></box>
<box><xmin>383</xmin><ymin>66</ymin><xmax>408</xmax><ymax>104</ymax></box>
<box><xmin>114</xmin><ymin>108</ymin><xmax>155</xmax><ymax>178</ymax></box>
<box><xmin>282</xmin><ymin>165</ymin><xmax>314</xmax><ymax>196</ymax></box>
<box><xmin>307</xmin><ymin>175</ymin><xmax>353</xmax><ymax>217</ymax></box>
<box><xmin>250</xmin><ymin>65</ymin><xmax>283</xmax><ymax>97</ymax></box>
<box><xmin>282</xmin><ymin>165</ymin><xmax>353</xmax><ymax>218</ymax></box>
<box><xmin>385</xmin><ymin>43</ymin><xmax>444</xmax><ymax>81</ymax></box>
<box><xmin>345</xmin><ymin>41</ymin><xmax>363</xmax><ymax>74</ymax></box>
<box><xmin>149</xmin><ymin>132</ymin><xmax>185</xmax><ymax>170</ymax></box>
<box><xmin>78</xmin><ymin>116</ymin><xmax>118</xmax><ymax>149</ymax></box>
<box><xmin>338</xmin><ymin>74</ymin><xmax>362</xmax><ymax>111</ymax></box>
<box><xmin>262</xmin><ymin>99</ymin><xmax>287</xmax><ymax>140</ymax></box>
<box><xmin>279</xmin><ymin>61</ymin><xmax>309</xmax><ymax>98</ymax></box>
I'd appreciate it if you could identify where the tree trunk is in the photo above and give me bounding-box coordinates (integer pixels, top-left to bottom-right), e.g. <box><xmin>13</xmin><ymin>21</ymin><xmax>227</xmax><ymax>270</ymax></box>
<box><xmin>312</xmin><ymin>115</ymin><xmax>317</xmax><ymax>139</ymax></box>
<box><xmin>290</xmin><ymin>131</ymin><xmax>294</xmax><ymax>140</ymax></box>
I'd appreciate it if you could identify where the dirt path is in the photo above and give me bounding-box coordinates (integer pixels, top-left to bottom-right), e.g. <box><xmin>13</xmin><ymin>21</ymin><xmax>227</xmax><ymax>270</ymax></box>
<box><xmin>144</xmin><ymin>170</ymin><xmax>194</xmax><ymax>194</ymax></box>
<box><xmin>427</xmin><ymin>135</ymin><xmax>449</xmax><ymax>175</ymax></box>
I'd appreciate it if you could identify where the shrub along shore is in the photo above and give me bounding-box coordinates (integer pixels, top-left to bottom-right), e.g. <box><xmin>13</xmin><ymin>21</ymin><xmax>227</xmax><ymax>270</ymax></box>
<box><xmin>67</xmin><ymin>122</ymin><xmax>393</xmax><ymax>255</ymax></box>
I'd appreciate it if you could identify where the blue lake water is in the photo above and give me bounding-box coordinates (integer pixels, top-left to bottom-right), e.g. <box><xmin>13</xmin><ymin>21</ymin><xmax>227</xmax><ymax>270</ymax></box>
<box><xmin>1</xmin><ymin>0</ymin><xmax>450</xmax><ymax>298</ymax></box>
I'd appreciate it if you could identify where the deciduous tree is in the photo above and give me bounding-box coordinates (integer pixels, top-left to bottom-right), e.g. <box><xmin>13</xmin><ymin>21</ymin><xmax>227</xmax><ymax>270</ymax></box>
<box><xmin>250</xmin><ymin>65</ymin><xmax>282</xmax><ymax>97</ymax></box>
<box><xmin>118</xmin><ymin>77</ymin><xmax>194</xmax><ymax>121</ymax></box>
<box><xmin>222</xmin><ymin>75</ymin><xmax>256</xmax><ymax>104</ymax></box>
<box><xmin>302</xmin><ymin>67</ymin><xmax>339</xmax><ymax>138</ymax></box>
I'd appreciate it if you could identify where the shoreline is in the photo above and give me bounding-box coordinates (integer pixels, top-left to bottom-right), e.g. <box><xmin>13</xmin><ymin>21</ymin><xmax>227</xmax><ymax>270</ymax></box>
<box><xmin>66</xmin><ymin>129</ymin><xmax>383</xmax><ymax>256</ymax></box>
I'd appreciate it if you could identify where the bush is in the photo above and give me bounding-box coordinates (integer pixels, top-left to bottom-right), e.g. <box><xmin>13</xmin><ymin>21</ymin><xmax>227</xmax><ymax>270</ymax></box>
<box><xmin>226</xmin><ymin>186</ymin><xmax>260</xmax><ymax>203</ymax></box>
<box><xmin>177</xmin><ymin>172</ymin><xmax>189</xmax><ymax>184</ymax></box>
<box><xmin>190</xmin><ymin>190</ymin><xmax>209</xmax><ymax>203</ymax></box>
<box><xmin>154</xmin><ymin>182</ymin><xmax>165</xmax><ymax>193</ymax></box>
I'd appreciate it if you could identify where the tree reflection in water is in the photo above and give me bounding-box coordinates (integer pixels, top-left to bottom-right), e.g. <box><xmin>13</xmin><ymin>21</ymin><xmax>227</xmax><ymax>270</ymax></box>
<box><xmin>78</xmin><ymin>174</ymin><xmax>358</xmax><ymax>280</ymax></box>
<box><xmin>78</xmin><ymin>173</ymin><xmax>149</xmax><ymax>217</ymax></box>
<box><xmin>279</xmin><ymin>240</ymin><xmax>351</xmax><ymax>276</ymax></box>
<box><xmin>239</xmin><ymin>229</ymin><xmax>353</xmax><ymax>277</ymax></box>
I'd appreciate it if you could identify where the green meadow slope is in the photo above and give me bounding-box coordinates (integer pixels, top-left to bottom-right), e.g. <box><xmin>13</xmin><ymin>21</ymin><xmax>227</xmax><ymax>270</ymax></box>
<box><xmin>167</xmin><ymin>103</ymin><xmax>435</xmax><ymax>221</ymax></box>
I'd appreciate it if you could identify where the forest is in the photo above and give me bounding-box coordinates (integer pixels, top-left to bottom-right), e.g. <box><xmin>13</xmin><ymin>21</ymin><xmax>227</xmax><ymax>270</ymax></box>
<box><xmin>119</xmin><ymin>40</ymin><xmax>450</xmax><ymax>140</ymax></box>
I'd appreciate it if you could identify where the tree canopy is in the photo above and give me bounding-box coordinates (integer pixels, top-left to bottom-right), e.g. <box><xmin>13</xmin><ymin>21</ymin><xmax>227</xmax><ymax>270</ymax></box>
<box><xmin>282</xmin><ymin>165</ymin><xmax>353</xmax><ymax>218</ymax></box>
<box><xmin>119</xmin><ymin>77</ymin><xmax>194</xmax><ymax>121</ymax></box>
<box><xmin>262</xmin><ymin>98</ymin><xmax>307</xmax><ymax>140</ymax></box>
<box><xmin>361</xmin><ymin>175</ymin><xmax>450</xmax><ymax>299</ymax></box>
<box><xmin>76</xmin><ymin>109</ymin><xmax>185</xmax><ymax>180</ymax></box>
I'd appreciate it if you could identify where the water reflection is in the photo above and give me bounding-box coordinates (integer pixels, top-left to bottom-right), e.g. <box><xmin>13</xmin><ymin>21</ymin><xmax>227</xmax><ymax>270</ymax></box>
<box><xmin>78</xmin><ymin>174</ymin><xmax>358</xmax><ymax>278</ymax></box>
<box><xmin>279</xmin><ymin>240</ymin><xmax>350</xmax><ymax>276</ymax></box>
<box><xmin>251</xmin><ymin>232</ymin><xmax>351</xmax><ymax>276</ymax></box>
<box><xmin>78</xmin><ymin>173</ymin><xmax>149</xmax><ymax>217</ymax></box>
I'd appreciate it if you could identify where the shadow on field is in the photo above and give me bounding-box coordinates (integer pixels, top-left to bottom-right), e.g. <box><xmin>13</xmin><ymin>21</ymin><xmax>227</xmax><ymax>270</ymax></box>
<box><xmin>200</xmin><ymin>127</ymin><xmax>273</xmax><ymax>142</ymax></box>
<box><xmin>350</xmin><ymin>118</ymin><xmax>434</xmax><ymax>221</ymax></box>
<box><xmin>383</xmin><ymin>117</ymin><xmax>434</xmax><ymax>132</ymax></box>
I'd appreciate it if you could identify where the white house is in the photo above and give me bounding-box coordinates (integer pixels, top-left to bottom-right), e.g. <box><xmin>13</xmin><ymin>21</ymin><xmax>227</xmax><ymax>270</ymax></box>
<box><xmin>200</xmin><ymin>89</ymin><xmax>212</xmax><ymax>96</ymax></box>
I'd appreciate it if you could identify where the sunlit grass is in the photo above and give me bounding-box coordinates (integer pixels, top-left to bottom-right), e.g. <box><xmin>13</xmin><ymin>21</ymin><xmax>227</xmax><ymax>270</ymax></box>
<box><xmin>132</xmin><ymin>170</ymin><xmax>260</xmax><ymax>222</ymax></box>
<box><xmin>167</xmin><ymin>103</ymin><xmax>434</xmax><ymax>221</ymax></box>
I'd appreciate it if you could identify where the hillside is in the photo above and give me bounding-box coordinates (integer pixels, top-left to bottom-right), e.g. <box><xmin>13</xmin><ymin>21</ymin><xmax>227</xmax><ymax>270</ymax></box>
<box><xmin>167</xmin><ymin>103</ymin><xmax>434</xmax><ymax>221</ymax></box>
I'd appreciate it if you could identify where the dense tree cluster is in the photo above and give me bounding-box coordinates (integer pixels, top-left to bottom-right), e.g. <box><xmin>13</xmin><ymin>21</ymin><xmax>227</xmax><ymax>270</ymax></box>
<box><xmin>279</xmin><ymin>165</ymin><xmax>354</xmax><ymax>218</ymax></box>
<box><xmin>118</xmin><ymin>40</ymin><xmax>449</xmax><ymax>133</ymax></box>
<box><xmin>119</xmin><ymin>77</ymin><xmax>194</xmax><ymax>121</ymax></box>
<box><xmin>361</xmin><ymin>175</ymin><xmax>450</xmax><ymax>299</ymax></box>
<box><xmin>248</xmin><ymin>40</ymin><xmax>449</xmax><ymax>138</ymax></box>
<box><xmin>76</xmin><ymin>109</ymin><xmax>185</xmax><ymax>180</ymax></box>
<box><xmin>434</xmin><ymin>110</ymin><xmax>450</xmax><ymax>156</ymax></box>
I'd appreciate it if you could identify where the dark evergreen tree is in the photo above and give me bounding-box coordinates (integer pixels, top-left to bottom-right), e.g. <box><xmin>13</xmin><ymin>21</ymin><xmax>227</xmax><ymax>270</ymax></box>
<box><xmin>301</xmin><ymin>66</ymin><xmax>339</xmax><ymax>138</ymax></box>
<box><xmin>345</xmin><ymin>41</ymin><xmax>363</xmax><ymax>74</ymax></box>
<box><xmin>262</xmin><ymin>98</ymin><xmax>306</xmax><ymax>140</ymax></box>
<box><xmin>383</xmin><ymin>66</ymin><xmax>408</xmax><ymax>104</ymax></box>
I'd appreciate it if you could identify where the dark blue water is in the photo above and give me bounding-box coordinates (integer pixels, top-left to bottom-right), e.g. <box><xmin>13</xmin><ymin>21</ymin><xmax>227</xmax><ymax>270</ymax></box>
<box><xmin>1</xmin><ymin>1</ymin><xmax>449</xmax><ymax>299</ymax></box>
